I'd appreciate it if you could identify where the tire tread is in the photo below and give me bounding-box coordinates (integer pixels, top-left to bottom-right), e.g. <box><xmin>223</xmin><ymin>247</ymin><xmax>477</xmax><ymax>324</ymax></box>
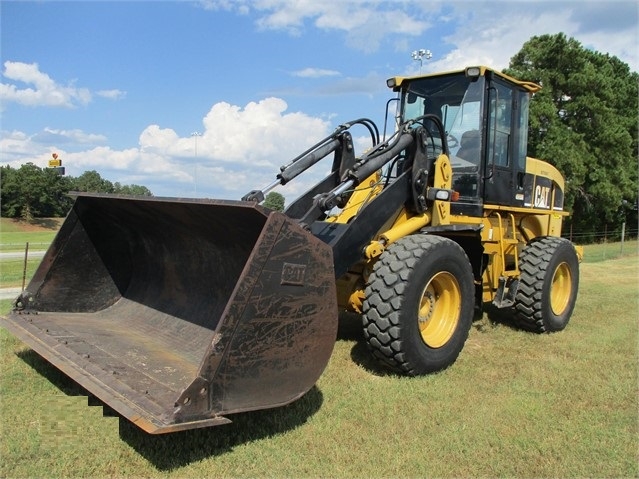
<box><xmin>362</xmin><ymin>235</ymin><xmax>473</xmax><ymax>375</ymax></box>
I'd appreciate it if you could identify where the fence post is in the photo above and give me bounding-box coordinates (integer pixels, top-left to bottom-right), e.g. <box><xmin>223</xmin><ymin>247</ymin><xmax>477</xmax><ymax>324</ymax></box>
<box><xmin>621</xmin><ymin>222</ymin><xmax>625</xmax><ymax>255</ymax></box>
<box><xmin>21</xmin><ymin>242</ymin><xmax>30</xmax><ymax>292</ymax></box>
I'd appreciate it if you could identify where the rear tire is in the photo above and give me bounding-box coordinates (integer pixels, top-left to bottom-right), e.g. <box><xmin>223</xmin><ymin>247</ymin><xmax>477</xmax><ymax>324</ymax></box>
<box><xmin>362</xmin><ymin>235</ymin><xmax>474</xmax><ymax>376</ymax></box>
<box><xmin>513</xmin><ymin>236</ymin><xmax>579</xmax><ymax>333</ymax></box>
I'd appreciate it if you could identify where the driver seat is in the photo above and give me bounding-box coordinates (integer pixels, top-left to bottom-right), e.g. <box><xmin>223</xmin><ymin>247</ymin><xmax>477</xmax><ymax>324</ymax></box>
<box><xmin>456</xmin><ymin>130</ymin><xmax>481</xmax><ymax>164</ymax></box>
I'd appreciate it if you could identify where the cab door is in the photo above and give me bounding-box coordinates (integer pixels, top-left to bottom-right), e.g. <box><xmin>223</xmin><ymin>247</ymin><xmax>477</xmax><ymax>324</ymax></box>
<box><xmin>483</xmin><ymin>80</ymin><xmax>528</xmax><ymax>207</ymax></box>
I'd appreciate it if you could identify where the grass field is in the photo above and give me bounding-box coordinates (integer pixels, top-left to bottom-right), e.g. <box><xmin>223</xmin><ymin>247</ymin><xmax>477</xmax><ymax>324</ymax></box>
<box><xmin>0</xmin><ymin>221</ymin><xmax>637</xmax><ymax>477</ymax></box>
<box><xmin>0</xmin><ymin>218</ymin><xmax>59</xmax><ymax>286</ymax></box>
<box><xmin>0</xmin><ymin>218</ymin><xmax>61</xmax><ymax>252</ymax></box>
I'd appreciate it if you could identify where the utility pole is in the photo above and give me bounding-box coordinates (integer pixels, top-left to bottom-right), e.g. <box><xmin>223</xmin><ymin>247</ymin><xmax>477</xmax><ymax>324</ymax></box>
<box><xmin>191</xmin><ymin>132</ymin><xmax>201</xmax><ymax>197</ymax></box>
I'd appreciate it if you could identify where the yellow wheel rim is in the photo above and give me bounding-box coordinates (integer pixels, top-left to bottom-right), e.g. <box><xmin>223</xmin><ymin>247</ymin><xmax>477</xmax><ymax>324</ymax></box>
<box><xmin>418</xmin><ymin>272</ymin><xmax>461</xmax><ymax>348</ymax></box>
<box><xmin>550</xmin><ymin>262</ymin><xmax>572</xmax><ymax>316</ymax></box>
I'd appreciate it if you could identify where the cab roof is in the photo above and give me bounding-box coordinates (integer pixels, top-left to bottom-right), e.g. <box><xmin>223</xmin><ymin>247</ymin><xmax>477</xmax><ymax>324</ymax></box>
<box><xmin>387</xmin><ymin>66</ymin><xmax>541</xmax><ymax>93</ymax></box>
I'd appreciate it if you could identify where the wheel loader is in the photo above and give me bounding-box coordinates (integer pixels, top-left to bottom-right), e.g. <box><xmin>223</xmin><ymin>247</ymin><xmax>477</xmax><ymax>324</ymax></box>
<box><xmin>2</xmin><ymin>66</ymin><xmax>581</xmax><ymax>434</ymax></box>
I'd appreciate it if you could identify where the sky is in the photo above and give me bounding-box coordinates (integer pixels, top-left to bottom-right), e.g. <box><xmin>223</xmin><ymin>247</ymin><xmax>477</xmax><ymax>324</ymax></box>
<box><xmin>1</xmin><ymin>0</ymin><xmax>638</xmax><ymax>202</ymax></box>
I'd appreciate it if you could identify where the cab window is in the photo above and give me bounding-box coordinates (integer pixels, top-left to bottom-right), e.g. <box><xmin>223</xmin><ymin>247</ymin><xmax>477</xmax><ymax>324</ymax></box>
<box><xmin>487</xmin><ymin>83</ymin><xmax>513</xmax><ymax>167</ymax></box>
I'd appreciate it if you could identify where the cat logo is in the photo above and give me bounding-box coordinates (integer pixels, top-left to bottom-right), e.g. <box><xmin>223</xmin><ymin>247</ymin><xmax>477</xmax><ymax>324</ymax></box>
<box><xmin>534</xmin><ymin>185</ymin><xmax>551</xmax><ymax>208</ymax></box>
<box><xmin>281</xmin><ymin>262</ymin><xmax>306</xmax><ymax>286</ymax></box>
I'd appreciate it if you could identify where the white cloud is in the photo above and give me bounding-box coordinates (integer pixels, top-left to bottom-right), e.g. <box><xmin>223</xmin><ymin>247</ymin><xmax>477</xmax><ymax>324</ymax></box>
<box><xmin>0</xmin><ymin>128</ymin><xmax>106</xmax><ymax>164</ymax></box>
<box><xmin>139</xmin><ymin>125</ymin><xmax>181</xmax><ymax>153</ymax></box>
<box><xmin>200</xmin><ymin>0</ymin><xmax>432</xmax><ymax>51</ymax></box>
<box><xmin>67</xmin><ymin>146</ymin><xmax>139</xmax><ymax>170</ymax></box>
<box><xmin>198</xmin><ymin>0</ymin><xmax>248</xmax><ymax>13</ymax></box>
<box><xmin>32</xmin><ymin>128</ymin><xmax>108</xmax><ymax>145</ymax></box>
<box><xmin>418</xmin><ymin>2</ymin><xmax>637</xmax><ymax>73</ymax></box>
<box><xmin>0</xmin><ymin>130</ymin><xmax>34</xmax><ymax>161</ymax></box>
<box><xmin>341</xmin><ymin>8</ymin><xmax>431</xmax><ymax>52</ymax></box>
<box><xmin>0</xmin><ymin>97</ymin><xmax>334</xmax><ymax>201</ymax></box>
<box><xmin>0</xmin><ymin>61</ymin><xmax>91</xmax><ymax>108</ymax></box>
<box><xmin>197</xmin><ymin>0</ymin><xmax>637</xmax><ymax>70</ymax></box>
<box><xmin>292</xmin><ymin>68</ymin><xmax>341</xmax><ymax>78</ymax></box>
<box><xmin>0</xmin><ymin>61</ymin><xmax>128</xmax><ymax>109</ymax></box>
<box><xmin>97</xmin><ymin>89</ymin><xmax>127</xmax><ymax>100</ymax></box>
<box><xmin>200</xmin><ymin>97</ymin><xmax>330</xmax><ymax>167</ymax></box>
<box><xmin>427</xmin><ymin>4</ymin><xmax>566</xmax><ymax>72</ymax></box>
<box><xmin>251</xmin><ymin>0</ymin><xmax>431</xmax><ymax>42</ymax></box>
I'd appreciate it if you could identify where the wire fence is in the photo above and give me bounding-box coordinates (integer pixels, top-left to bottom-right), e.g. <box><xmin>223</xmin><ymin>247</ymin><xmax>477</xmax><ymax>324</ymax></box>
<box><xmin>1</xmin><ymin>224</ymin><xmax>637</xmax><ymax>293</ymax></box>
<box><xmin>563</xmin><ymin>223</ymin><xmax>639</xmax><ymax>244</ymax></box>
<box><xmin>0</xmin><ymin>242</ymin><xmax>51</xmax><ymax>252</ymax></box>
<box><xmin>0</xmin><ymin>243</ymin><xmax>46</xmax><ymax>292</ymax></box>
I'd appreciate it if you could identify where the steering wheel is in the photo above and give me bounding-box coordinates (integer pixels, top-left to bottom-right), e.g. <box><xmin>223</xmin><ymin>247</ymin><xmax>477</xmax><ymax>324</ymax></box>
<box><xmin>446</xmin><ymin>133</ymin><xmax>459</xmax><ymax>149</ymax></box>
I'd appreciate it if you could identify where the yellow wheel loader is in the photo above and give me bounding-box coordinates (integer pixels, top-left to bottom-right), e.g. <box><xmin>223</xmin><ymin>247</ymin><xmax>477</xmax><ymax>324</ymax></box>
<box><xmin>2</xmin><ymin>66</ymin><xmax>581</xmax><ymax>433</ymax></box>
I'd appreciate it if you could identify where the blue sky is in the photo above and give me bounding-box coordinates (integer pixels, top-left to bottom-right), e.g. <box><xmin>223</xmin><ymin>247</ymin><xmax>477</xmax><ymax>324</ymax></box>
<box><xmin>2</xmin><ymin>0</ymin><xmax>638</xmax><ymax>201</ymax></box>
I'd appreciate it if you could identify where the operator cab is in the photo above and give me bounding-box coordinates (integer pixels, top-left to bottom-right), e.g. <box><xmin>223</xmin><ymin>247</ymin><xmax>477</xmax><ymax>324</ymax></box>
<box><xmin>388</xmin><ymin>66</ymin><xmax>540</xmax><ymax>216</ymax></box>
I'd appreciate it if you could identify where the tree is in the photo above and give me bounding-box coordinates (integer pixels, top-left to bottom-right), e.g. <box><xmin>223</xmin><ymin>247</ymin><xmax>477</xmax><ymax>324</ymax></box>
<box><xmin>71</xmin><ymin>170</ymin><xmax>115</xmax><ymax>193</ymax></box>
<box><xmin>505</xmin><ymin>33</ymin><xmax>638</xmax><ymax>237</ymax></box>
<box><xmin>263</xmin><ymin>191</ymin><xmax>285</xmax><ymax>211</ymax></box>
<box><xmin>70</xmin><ymin>172</ymin><xmax>153</xmax><ymax>196</ymax></box>
<box><xmin>113</xmin><ymin>182</ymin><xmax>153</xmax><ymax>196</ymax></box>
<box><xmin>1</xmin><ymin>165</ymin><xmax>154</xmax><ymax>219</ymax></box>
<box><xmin>1</xmin><ymin>164</ymin><xmax>72</xmax><ymax>220</ymax></box>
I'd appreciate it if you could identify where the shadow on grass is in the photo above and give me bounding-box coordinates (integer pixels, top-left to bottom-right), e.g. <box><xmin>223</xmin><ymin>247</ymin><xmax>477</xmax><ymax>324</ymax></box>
<box><xmin>339</xmin><ymin>306</ymin><xmax>530</xmax><ymax>377</ymax></box>
<box><xmin>337</xmin><ymin>310</ymin><xmax>398</xmax><ymax>377</ymax></box>
<box><xmin>7</xmin><ymin>217</ymin><xmax>62</xmax><ymax>230</ymax></box>
<box><xmin>481</xmin><ymin>302</ymin><xmax>533</xmax><ymax>333</ymax></box>
<box><xmin>17</xmin><ymin>349</ymin><xmax>87</xmax><ymax>396</ymax></box>
<box><xmin>15</xmin><ymin>347</ymin><xmax>324</xmax><ymax>470</ymax></box>
<box><xmin>29</xmin><ymin>218</ymin><xmax>62</xmax><ymax>230</ymax></box>
<box><xmin>119</xmin><ymin>386</ymin><xmax>323</xmax><ymax>470</ymax></box>
<box><xmin>349</xmin><ymin>341</ymin><xmax>399</xmax><ymax>377</ymax></box>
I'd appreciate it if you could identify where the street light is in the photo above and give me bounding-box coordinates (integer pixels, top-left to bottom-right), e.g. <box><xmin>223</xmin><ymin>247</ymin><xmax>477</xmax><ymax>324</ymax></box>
<box><xmin>191</xmin><ymin>131</ymin><xmax>201</xmax><ymax>197</ymax></box>
<box><xmin>411</xmin><ymin>48</ymin><xmax>432</xmax><ymax>73</ymax></box>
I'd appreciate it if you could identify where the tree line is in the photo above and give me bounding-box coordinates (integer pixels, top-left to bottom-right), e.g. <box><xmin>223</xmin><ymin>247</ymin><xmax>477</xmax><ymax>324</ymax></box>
<box><xmin>505</xmin><ymin>33</ymin><xmax>638</xmax><ymax>239</ymax></box>
<box><xmin>1</xmin><ymin>34</ymin><xmax>637</xmax><ymax>239</ymax></box>
<box><xmin>1</xmin><ymin>163</ymin><xmax>152</xmax><ymax>221</ymax></box>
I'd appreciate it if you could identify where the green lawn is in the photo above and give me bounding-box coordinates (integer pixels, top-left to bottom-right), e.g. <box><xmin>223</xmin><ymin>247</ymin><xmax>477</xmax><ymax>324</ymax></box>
<box><xmin>0</xmin><ymin>257</ymin><xmax>43</xmax><ymax>288</ymax></box>
<box><xmin>0</xmin><ymin>238</ymin><xmax>637</xmax><ymax>477</ymax></box>
<box><xmin>0</xmin><ymin>231</ymin><xmax>55</xmax><ymax>252</ymax></box>
<box><xmin>0</xmin><ymin>218</ymin><xmax>60</xmax><ymax>250</ymax></box>
<box><xmin>0</xmin><ymin>218</ymin><xmax>57</xmax><ymax>286</ymax></box>
<box><xmin>582</xmin><ymin>238</ymin><xmax>638</xmax><ymax>263</ymax></box>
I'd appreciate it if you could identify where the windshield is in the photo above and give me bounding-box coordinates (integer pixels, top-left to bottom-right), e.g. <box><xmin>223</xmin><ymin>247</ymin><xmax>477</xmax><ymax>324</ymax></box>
<box><xmin>400</xmin><ymin>73</ymin><xmax>485</xmax><ymax>164</ymax></box>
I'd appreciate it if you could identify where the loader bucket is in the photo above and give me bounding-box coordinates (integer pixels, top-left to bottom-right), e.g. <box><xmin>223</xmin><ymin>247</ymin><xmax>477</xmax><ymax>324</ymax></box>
<box><xmin>1</xmin><ymin>194</ymin><xmax>338</xmax><ymax>433</ymax></box>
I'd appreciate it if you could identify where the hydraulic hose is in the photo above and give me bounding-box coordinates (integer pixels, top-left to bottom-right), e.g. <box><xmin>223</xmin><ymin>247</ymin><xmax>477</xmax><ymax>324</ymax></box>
<box><xmin>315</xmin><ymin>129</ymin><xmax>415</xmax><ymax>211</ymax></box>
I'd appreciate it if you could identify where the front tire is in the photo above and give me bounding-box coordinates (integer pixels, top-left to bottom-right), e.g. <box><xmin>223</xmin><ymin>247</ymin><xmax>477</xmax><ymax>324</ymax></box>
<box><xmin>362</xmin><ymin>235</ymin><xmax>475</xmax><ymax>376</ymax></box>
<box><xmin>513</xmin><ymin>236</ymin><xmax>579</xmax><ymax>333</ymax></box>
